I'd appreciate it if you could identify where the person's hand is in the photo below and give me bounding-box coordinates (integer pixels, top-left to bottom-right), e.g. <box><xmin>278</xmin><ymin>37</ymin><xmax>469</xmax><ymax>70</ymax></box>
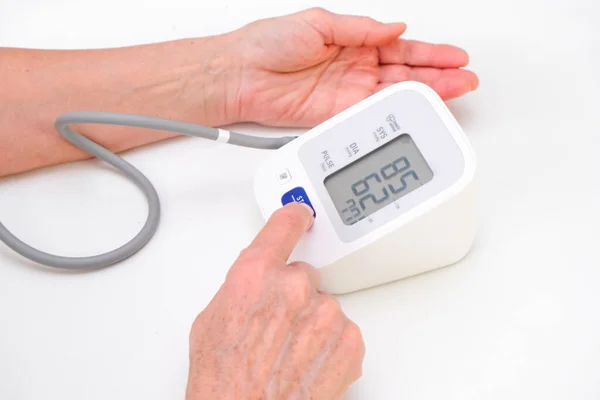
<box><xmin>218</xmin><ymin>7</ymin><xmax>478</xmax><ymax>127</ymax></box>
<box><xmin>185</xmin><ymin>202</ymin><xmax>365</xmax><ymax>400</ymax></box>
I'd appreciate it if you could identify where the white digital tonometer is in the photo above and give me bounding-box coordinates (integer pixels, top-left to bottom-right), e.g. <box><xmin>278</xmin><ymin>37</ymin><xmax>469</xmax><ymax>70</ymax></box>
<box><xmin>254</xmin><ymin>81</ymin><xmax>477</xmax><ymax>293</ymax></box>
<box><xmin>0</xmin><ymin>81</ymin><xmax>477</xmax><ymax>294</ymax></box>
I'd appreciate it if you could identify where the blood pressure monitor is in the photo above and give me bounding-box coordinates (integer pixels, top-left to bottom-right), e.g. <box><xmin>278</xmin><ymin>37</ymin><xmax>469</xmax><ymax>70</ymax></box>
<box><xmin>0</xmin><ymin>80</ymin><xmax>477</xmax><ymax>287</ymax></box>
<box><xmin>254</xmin><ymin>81</ymin><xmax>478</xmax><ymax>294</ymax></box>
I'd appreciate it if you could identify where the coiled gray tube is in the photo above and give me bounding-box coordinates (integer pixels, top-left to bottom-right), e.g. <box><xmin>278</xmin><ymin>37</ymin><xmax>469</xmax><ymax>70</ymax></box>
<box><xmin>0</xmin><ymin>112</ymin><xmax>295</xmax><ymax>270</ymax></box>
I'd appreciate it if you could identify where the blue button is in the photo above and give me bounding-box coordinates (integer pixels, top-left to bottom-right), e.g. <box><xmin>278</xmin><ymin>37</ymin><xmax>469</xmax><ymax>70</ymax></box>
<box><xmin>281</xmin><ymin>186</ymin><xmax>316</xmax><ymax>217</ymax></box>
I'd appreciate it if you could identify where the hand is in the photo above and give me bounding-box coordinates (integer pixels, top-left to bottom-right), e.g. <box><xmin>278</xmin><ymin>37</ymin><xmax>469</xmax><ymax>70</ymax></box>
<box><xmin>185</xmin><ymin>203</ymin><xmax>365</xmax><ymax>400</ymax></box>
<box><xmin>0</xmin><ymin>7</ymin><xmax>479</xmax><ymax>176</ymax></box>
<box><xmin>220</xmin><ymin>7</ymin><xmax>478</xmax><ymax>127</ymax></box>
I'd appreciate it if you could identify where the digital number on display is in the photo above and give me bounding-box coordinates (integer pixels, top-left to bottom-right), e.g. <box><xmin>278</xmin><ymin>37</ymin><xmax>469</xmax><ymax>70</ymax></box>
<box><xmin>340</xmin><ymin>157</ymin><xmax>419</xmax><ymax>225</ymax></box>
<box><xmin>324</xmin><ymin>134</ymin><xmax>434</xmax><ymax>226</ymax></box>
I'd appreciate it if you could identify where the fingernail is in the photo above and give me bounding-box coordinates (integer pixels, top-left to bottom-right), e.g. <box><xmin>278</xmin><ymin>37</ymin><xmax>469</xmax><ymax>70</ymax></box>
<box><xmin>299</xmin><ymin>203</ymin><xmax>315</xmax><ymax>229</ymax></box>
<box><xmin>387</xmin><ymin>22</ymin><xmax>407</xmax><ymax>32</ymax></box>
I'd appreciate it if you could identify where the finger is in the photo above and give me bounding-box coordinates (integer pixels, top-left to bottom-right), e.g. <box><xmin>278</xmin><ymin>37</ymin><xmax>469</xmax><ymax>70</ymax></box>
<box><xmin>378</xmin><ymin>65</ymin><xmax>479</xmax><ymax>100</ymax></box>
<box><xmin>300</xmin><ymin>8</ymin><xmax>406</xmax><ymax>47</ymax></box>
<box><xmin>248</xmin><ymin>202</ymin><xmax>315</xmax><ymax>262</ymax></box>
<box><xmin>288</xmin><ymin>261</ymin><xmax>321</xmax><ymax>289</ymax></box>
<box><xmin>379</xmin><ymin>39</ymin><xmax>470</xmax><ymax>68</ymax></box>
<box><xmin>379</xmin><ymin>64</ymin><xmax>479</xmax><ymax>88</ymax></box>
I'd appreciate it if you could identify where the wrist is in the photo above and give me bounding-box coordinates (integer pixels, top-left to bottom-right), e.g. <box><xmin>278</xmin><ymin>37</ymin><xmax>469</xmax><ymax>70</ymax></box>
<box><xmin>57</xmin><ymin>35</ymin><xmax>240</xmax><ymax>158</ymax></box>
<box><xmin>107</xmin><ymin>34</ymin><xmax>240</xmax><ymax>127</ymax></box>
<box><xmin>0</xmin><ymin>33</ymin><xmax>242</xmax><ymax>176</ymax></box>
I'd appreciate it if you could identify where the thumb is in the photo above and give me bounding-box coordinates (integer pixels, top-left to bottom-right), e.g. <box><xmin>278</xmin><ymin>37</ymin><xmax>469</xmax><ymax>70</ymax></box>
<box><xmin>298</xmin><ymin>8</ymin><xmax>406</xmax><ymax>47</ymax></box>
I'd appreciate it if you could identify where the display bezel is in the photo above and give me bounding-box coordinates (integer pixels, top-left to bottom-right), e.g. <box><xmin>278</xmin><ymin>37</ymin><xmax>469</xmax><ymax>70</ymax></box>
<box><xmin>298</xmin><ymin>89</ymin><xmax>466</xmax><ymax>243</ymax></box>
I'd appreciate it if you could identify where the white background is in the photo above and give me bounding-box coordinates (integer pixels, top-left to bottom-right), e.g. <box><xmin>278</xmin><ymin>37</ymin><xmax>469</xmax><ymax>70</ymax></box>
<box><xmin>1</xmin><ymin>0</ymin><xmax>599</xmax><ymax>399</ymax></box>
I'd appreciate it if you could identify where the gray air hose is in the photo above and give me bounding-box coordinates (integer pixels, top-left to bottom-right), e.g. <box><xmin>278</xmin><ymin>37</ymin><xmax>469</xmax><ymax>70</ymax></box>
<box><xmin>0</xmin><ymin>112</ymin><xmax>295</xmax><ymax>270</ymax></box>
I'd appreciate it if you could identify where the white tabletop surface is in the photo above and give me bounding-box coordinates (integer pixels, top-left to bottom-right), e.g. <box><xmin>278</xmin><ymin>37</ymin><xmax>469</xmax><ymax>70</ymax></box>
<box><xmin>1</xmin><ymin>1</ymin><xmax>599</xmax><ymax>399</ymax></box>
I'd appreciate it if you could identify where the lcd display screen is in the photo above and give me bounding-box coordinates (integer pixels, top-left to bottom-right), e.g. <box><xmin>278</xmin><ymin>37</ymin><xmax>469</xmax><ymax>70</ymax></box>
<box><xmin>324</xmin><ymin>134</ymin><xmax>434</xmax><ymax>225</ymax></box>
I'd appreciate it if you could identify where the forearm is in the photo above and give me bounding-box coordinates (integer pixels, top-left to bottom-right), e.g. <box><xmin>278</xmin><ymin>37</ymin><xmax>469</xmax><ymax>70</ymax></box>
<box><xmin>0</xmin><ymin>35</ymin><xmax>236</xmax><ymax>177</ymax></box>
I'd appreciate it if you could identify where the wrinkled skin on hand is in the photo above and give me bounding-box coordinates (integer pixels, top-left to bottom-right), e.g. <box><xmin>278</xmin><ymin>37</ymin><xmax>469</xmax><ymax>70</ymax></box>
<box><xmin>186</xmin><ymin>203</ymin><xmax>364</xmax><ymax>400</ymax></box>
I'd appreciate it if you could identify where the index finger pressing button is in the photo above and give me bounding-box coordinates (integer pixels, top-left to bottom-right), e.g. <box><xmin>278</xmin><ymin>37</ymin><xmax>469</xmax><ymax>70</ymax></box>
<box><xmin>248</xmin><ymin>202</ymin><xmax>315</xmax><ymax>263</ymax></box>
<box><xmin>281</xmin><ymin>186</ymin><xmax>316</xmax><ymax>217</ymax></box>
